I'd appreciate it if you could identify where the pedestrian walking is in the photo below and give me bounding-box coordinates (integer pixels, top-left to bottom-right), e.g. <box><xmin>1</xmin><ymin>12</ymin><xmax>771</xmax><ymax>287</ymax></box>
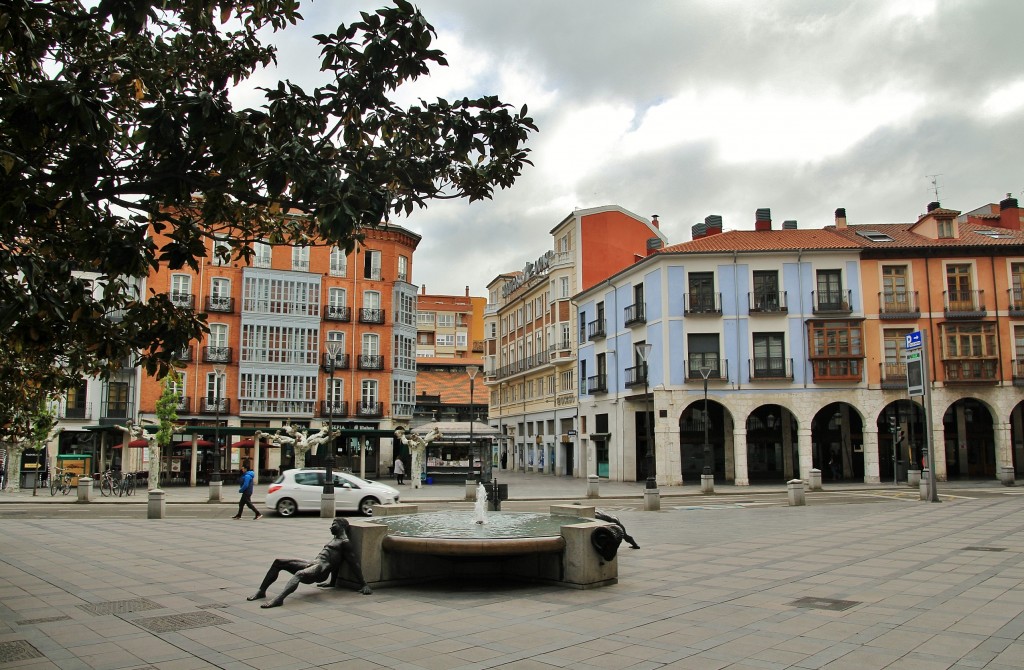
<box><xmin>233</xmin><ymin>461</ymin><xmax>262</xmax><ymax>520</ymax></box>
<box><xmin>393</xmin><ymin>456</ymin><xmax>405</xmax><ymax>485</ymax></box>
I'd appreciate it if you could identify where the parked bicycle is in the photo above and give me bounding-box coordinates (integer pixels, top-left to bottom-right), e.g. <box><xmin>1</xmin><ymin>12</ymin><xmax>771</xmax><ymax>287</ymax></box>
<box><xmin>49</xmin><ymin>467</ymin><xmax>73</xmax><ymax>496</ymax></box>
<box><xmin>117</xmin><ymin>472</ymin><xmax>137</xmax><ymax>497</ymax></box>
<box><xmin>97</xmin><ymin>469</ymin><xmax>121</xmax><ymax>497</ymax></box>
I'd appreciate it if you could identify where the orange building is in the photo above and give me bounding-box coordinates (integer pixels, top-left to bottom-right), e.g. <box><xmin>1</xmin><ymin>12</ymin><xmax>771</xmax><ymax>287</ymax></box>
<box><xmin>415</xmin><ymin>286</ymin><xmax>485</xmax><ymax>359</ymax></box>
<box><xmin>138</xmin><ymin>215</ymin><xmax>420</xmax><ymax>481</ymax></box>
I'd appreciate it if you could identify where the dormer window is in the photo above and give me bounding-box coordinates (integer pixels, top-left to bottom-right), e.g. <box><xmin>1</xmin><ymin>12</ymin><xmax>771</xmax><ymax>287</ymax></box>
<box><xmin>938</xmin><ymin>218</ymin><xmax>954</xmax><ymax>239</ymax></box>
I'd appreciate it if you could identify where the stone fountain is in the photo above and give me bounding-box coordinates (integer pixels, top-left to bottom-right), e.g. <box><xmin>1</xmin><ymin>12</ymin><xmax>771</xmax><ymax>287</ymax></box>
<box><xmin>337</xmin><ymin>489</ymin><xmax>622</xmax><ymax>590</ymax></box>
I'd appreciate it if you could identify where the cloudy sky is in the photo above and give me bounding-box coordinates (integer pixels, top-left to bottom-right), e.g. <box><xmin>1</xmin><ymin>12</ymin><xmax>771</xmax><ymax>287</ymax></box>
<box><xmin>243</xmin><ymin>0</ymin><xmax>1024</xmax><ymax>296</ymax></box>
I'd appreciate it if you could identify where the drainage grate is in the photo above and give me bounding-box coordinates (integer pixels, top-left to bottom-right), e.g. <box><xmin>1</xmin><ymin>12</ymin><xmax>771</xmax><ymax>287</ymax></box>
<box><xmin>0</xmin><ymin>640</ymin><xmax>45</xmax><ymax>663</ymax></box>
<box><xmin>790</xmin><ymin>596</ymin><xmax>860</xmax><ymax>611</ymax></box>
<box><xmin>195</xmin><ymin>603</ymin><xmax>230</xmax><ymax>609</ymax></box>
<box><xmin>134</xmin><ymin>611</ymin><xmax>232</xmax><ymax>633</ymax></box>
<box><xmin>16</xmin><ymin>615</ymin><xmax>72</xmax><ymax>625</ymax></box>
<box><xmin>78</xmin><ymin>598</ymin><xmax>163</xmax><ymax>616</ymax></box>
<box><xmin>964</xmin><ymin>546</ymin><xmax>1006</xmax><ymax>552</ymax></box>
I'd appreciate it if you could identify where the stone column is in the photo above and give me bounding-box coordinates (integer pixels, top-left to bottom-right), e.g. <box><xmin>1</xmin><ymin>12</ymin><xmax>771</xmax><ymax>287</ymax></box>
<box><xmin>863</xmin><ymin>428</ymin><xmax>880</xmax><ymax>484</ymax></box>
<box><xmin>932</xmin><ymin>419</ymin><xmax>948</xmax><ymax>481</ymax></box>
<box><xmin>732</xmin><ymin>428</ymin><xmax>749</xmax><ymax>486</ymax></box>
<box><xmin>995</xmin><ymin>422</ymin><xmax>1013</xmax><ymax>474</ymax></box>
<box><xmin>798</xmin><ymin>428</ymin><xmax>813</xmax><ymax>481</ymax></box>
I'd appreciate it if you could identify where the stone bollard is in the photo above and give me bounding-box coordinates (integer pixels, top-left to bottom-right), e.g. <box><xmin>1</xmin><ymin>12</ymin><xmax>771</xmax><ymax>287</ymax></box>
<box><xmin>1000</xmin><ymin>466</ymin><xmax>1015</xmax><ymax>487</ymax></box>
<box><xmin>208</xmin><ymin>480</ymin><xmax>222</xmax><ymax>503</ymax></box>
<box><xmin>808</xmin><ymin>468</ymin><xmax>822</xmax><ymax>491</ymax></box>
<box><xmin>587</xmin><ymin>474</ymin><xmax>600</xmax><ymax>498</ymax></box>
<box><xmin>77</xmin><ymin>477</ymin><xmax>94</xmax><ymax>503</ymax></box>
<box><xmin>907</xmin><ymin>469</ymin><xmax>921</xmax><ymax>488</ymax></box>
<box><xmin>320</xmin><ymin>492</ymin><xmax>336</xmax><ymax>518</ymax></box>
<box><xmin>701</xmin><ymin>473</ymin><xmax>715</xmax><ymax>495</ymax></box>
<box><xmin>643</xmin><ymin>487</ymin><xmax>661</xmax><ymax>511</ymax></box>
<box><xmin>787</xmin><ymin>479</ymin><xmax>806</xmax><ymax>506</ymax></box>
<box><xmin>465</xmin><ymin>480</ymin><xmax>476</xmax><ymax>501</ymax></box>
<box><xmin>551</xmin><ymin>503</ymin><xmax>596</xmax><ymax>518</ymax></box>
<box><xmin>147</xmin><ymin>489</ymin><xmax>165</xmax><ymax>519</ymax></box>
<box><xmin>919</xmin><ymin>469</ymin><xmax>930</xmax><ymax>501</ymax></box>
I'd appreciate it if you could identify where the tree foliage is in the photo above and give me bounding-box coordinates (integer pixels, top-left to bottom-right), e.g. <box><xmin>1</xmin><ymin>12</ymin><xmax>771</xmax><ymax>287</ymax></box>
<box><xmin>0</xmin><ymin>0</ymin><xmax>535</xmax><ymax>426</ymax></box>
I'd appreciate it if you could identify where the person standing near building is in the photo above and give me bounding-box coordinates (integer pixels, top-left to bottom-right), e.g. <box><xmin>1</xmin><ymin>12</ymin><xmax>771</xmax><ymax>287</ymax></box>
<box><xmin>393</xmin><ymin>456</ymin><xmax>405</xmax><ymax>485</ymax></box>
<box><xmin>233</xmin><ymin>461</ymin><xmax>262</xmax><ymax>519</ymax></box>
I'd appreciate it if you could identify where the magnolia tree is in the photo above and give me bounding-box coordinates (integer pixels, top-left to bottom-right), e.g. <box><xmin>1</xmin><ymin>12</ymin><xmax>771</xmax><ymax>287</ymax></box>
<box><xmin>271</xmin><ymin>423</ymin><xmax>331</xmax><ymax>470</ymax></box>
<box><xmin>2</xmin><ymin>401</ymin><xmax>59</xmax><ymax>493</ymax></box>
<box><xmin>118</xmin><ymin>372</ymin><xmax>183</xmax><ymax>489</ymax></box>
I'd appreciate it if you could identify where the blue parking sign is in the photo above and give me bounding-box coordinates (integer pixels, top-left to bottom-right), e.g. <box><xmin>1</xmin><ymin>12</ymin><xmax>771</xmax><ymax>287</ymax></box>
<box><xmin>905</xmin><ymin>331</ymin><xmax>922</xmax><ymax>350</ymax></box>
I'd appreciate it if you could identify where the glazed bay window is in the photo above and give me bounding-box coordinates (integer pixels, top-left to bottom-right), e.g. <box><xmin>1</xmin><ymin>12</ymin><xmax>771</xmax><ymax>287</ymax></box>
<box><xmin>241</xmin><ymin>324</ymin><xmax>319</xmax><ymax>365</ymax></box>
<box><xmin>239</xmin><ymin>373</ymin><xmax>317</xmax><ymax>415</ymax></box>
<box><xmin>942</xmin><ymin>323</ymin><xmax>998</xmax><ymax>382</ymax></box>
<box><xmin>808</xmin><ymin>320</ymin><xmax>863</xmax><ymax>381</ymax></box>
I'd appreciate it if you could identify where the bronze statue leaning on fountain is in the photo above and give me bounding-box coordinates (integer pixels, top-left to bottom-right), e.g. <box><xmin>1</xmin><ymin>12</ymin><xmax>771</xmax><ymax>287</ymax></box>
<box><xmin>247</xmin><ymin>518</ymin><xmax>371</xmax><ymax>608</ymax></box>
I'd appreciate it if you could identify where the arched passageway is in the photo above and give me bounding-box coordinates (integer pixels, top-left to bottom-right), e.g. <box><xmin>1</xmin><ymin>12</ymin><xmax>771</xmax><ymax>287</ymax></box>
<box><xmin>811</xmin><ymin>402</ymin><xmax>863</xmax><ymax>482</ymax></box>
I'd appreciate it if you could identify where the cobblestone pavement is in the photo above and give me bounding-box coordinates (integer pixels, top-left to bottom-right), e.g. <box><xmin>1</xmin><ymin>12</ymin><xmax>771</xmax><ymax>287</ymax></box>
<box><xmin>2</xmin><ymin>474</ymin><xmax>1024</xmax><ymax>668</ymax></box>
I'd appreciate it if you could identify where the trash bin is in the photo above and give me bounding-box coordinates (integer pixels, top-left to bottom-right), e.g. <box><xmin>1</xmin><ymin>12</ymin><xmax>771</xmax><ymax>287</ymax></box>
<box><xmin>425</xmin><ymin>477</ymin><xmax>433</xmax><ymax>485</ymax></box>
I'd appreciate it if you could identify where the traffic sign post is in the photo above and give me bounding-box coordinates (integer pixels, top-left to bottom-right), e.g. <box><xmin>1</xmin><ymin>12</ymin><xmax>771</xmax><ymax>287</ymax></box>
<box><xmin>906</xmin><ymin>330</ymin><xmax>939</xmax><ymax>502</ymax></box>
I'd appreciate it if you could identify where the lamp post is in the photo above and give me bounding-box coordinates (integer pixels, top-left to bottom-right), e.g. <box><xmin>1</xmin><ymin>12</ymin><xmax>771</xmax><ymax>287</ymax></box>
<box><xmin>211</xmin><ymin>363</ymin><xmax>226</xmax><ymax>483</ymax></box>
<box><xmin>698</xmin><ymin>364</ymin><xmax>713</xmax><ymax>491</ymax></box>
<box><xmin>635</xmin><ymin>344</ymin><xmax>655</xmax><ymax>489</ymax></box>
<box><xmin>322</xmin><ymin>342</ymin><xmax>342</xmax><ymax>517</ymax></box>
<box><xmin>466</xmin><ymin>365</ymin><xmax>479</xmax><ymax>481</ymax></box>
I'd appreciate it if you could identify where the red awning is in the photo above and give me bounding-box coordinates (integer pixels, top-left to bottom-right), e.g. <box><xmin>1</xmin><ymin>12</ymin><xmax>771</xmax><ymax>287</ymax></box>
<box><xmin>230</xmin><ymin>438</ymin><xmax>270</xmax><ymax>448</ymax></box>
<box><xmin>128</xmin><ymin>439</ymin><xmax>149</xmax><ymax>448</ymax></box>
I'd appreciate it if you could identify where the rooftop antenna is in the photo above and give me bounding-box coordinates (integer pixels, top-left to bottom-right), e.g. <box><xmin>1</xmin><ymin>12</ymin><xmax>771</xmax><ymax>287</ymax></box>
<box><xmin>926</xmin><ymin>174</ymin><xmax>943</xmax><ymax>202</ymax></box>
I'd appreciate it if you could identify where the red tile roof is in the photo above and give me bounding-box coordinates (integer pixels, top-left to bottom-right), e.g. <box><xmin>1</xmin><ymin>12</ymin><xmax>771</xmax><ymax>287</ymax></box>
<box><xmin>658</xmin><ymin>228</ymin><xmax>860</xmax><ymax>254</ymax></box>
<box><xmin>828</xmin><ymin>221</ymin><xmax>1024</xmax><ymax>248</ymax></box>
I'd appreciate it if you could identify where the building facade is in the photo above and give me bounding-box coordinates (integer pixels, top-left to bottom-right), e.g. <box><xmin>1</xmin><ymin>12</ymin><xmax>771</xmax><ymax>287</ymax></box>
<box><xmin>415</xmin><ymin>286</ymin><xmax>485</xmax><ymax>359</ymax></box>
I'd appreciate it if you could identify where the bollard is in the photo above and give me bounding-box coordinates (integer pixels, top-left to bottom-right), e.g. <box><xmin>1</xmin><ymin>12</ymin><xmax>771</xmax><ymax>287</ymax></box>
<box><xmin>320</xmin><ymin>492</ymin><xmax>336</xmax><ymax>518</ymax></box>
<box><xmin>701</xmin><ymin>473</ymin><xmax>715</xmax><ymax>495</ymax></box>
<box><xmin>465</xmin><ymin>480</ymin><xmax>476</xmax><ymax>501</ymax></box>
<box><xmin>907</xmin><ymin>469</ymin><xmax>921</xmax><ymax>488</ymax></box>
<box><xmin>208</xmin><ymin>480</ymin><xmax>222</xmax><ymax>503</ymax></box>
<box><xmin>1000</xmin><ymin>466</ymin><xmax>1015</xmax><ymax>487</ymax></box>
<box><xmin>147</xmin><ymin>488</ymin><xmax>165</xmax><ymax>519</ymax></box>
<box><xmin>587</xmin><ymin>474</ymin><xmax>600</xmax><ymax>499</ymax></box>
<box><xmin>787</xmin><ymin>479</ymin><xmax>806</xmax><ymax>506</ymax></box>
<box><xmin>808</xmin><ymin>468</ymin><xmax>822</xmax><ymax>491</ymax></box>
<box><xmin>77</xmin><ymin>477</ymin><xmax>94</xmax><ymax>503</ymax></box>
<box><xmin>643</xmin><ymin>486</ymin><xmax>661</xmax><ymax>511</ymax></box>
<box><xmin>919</xmin><ymin>469</ymin><xmax>930</xmax><ymax>501</ymax></box>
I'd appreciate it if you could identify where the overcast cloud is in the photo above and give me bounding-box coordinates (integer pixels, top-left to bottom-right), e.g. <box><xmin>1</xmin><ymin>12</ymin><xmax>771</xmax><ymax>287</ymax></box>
<box><xmin>242</xmin><ymin>0</ymin><xmax>1024</xmax><ymax>296</ymax></box>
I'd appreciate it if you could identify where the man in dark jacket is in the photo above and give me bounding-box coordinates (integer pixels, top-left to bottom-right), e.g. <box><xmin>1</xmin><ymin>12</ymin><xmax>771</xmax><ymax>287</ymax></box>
<box><xmin>232</xmin><ymin>461</ymin><xmax>262</xmax><ymax>520</ymax></box>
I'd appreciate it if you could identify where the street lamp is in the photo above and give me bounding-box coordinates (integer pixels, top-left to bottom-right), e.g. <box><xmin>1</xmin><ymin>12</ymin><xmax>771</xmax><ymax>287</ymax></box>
<box><xmin>698</xmin><ymin>364</ymin><xmax>713</xmax><ymax>477</ymax></box>
<box><xmin>323</xmin><ymin>341</ymin><xmax>343</xmax><ymax>502</ymax></box>
<box><xmin>635</xmin><ymin>343</ymin><xmax>655</xmax><ymax>489</ymax></box>
<box><xmin>466</xmin><ymin>365</ymin><xmax>479</xmax><ymax>481</ymax></box>
<box><xmin>211</xmin><ymin>363</ymin><xmax>226</xmax><ymax>483</ymax></box>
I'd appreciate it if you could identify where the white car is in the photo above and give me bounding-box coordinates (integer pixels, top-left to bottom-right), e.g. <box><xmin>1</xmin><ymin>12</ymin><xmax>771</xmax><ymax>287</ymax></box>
<box><xmin>265</xmin><ymin>469</ymin><xmax>400</xmax><ymax>517</ymax></box>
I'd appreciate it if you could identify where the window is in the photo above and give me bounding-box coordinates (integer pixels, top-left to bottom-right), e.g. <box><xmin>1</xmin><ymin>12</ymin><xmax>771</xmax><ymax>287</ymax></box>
<box><xmin>456</xmin><ymin>332</ymin><xmax>468</xmax><ymax>348</ymax></box>
<box><xmin>327</xmin><ymin>330</ymin><xmax>345</xmax><ymax>350</ymax></box>
<box><xmin>856</xmin><ymin>230</ymin><xmax>895</xmax><ymax>243</ymax></box>
<box><xmin>397</xmin><ymin>255</ymin><xmax>408</xmax><ymax>282</ymax></box>
<box><xmin>815</xmin><ymin>270</ymin><xmax>844</xmax><ymax>310</ymax></box>
<box><xmin>363</xmin><ymin>290</ymin><xmax>380</xmax><ymax>310</ymax></box>
<box><xmin>1015</xmin><ymin>325</ymin><xmax>1024</xmax><ymax>366</ymax></box>
<box><xmin>361</xmin><ymin>380</ymin><xmax>378</xmax><ymax>408</ymax></box>
<box><xmin>329</xmin><ymin>247</ymin><xmax>348</xmax><ymax>276</ymax></box>
<box><xmin>687</xmin><ymin>333</ymin><xmax>720</xmax><ymax>377</ymax></box>
<box><xmin>329</xmin><ymin>287</ymin><xmax>347</xmax><ymax>307</ymax></box>
<box><xmin>488</xmin><ymin>322</ymin><xmax>497</xmax><ymax>338</ymax></box>
<box><xmin>392</xmin><ymin>379</ymin><xmax>414</xmax><ymax>407</ymax></box>
<box><xmin>437</xmin><ymin>313</ymin><xmax>455</xmax><ymax>328</ymax></box>
<box><xmin>291</xmin><ymin>246</ymin><xmax>310</xmax><ymax>272</ymax></box>
<box><xmin>364</xmin><ymin>250</ymin><xmax>381</xmax><ymax>280</ymax></box>
<box><xmin>362</xmin><ymin>333</ymin><xmax>379</xmax><ymax>356</ymax></box>
<box><xmin>882</xmin><ymin>328</ymin><xmax>911</xmax><ymax>383</ymax></box>
<box><xmin>418</xmin><ymin>312</ymin><xmax>435</xmax><ymax>327</ymax></box>
<box><xmin>687</xmin><ymin>272</ymin><xmax>716</xmax><ymax>312</ymax></box>
<box><xmin>206</xmin><ymin>370</ymin><xmax>225</xmax><ymax>407</ymax></box>
<box><xmin>560</xmin><ymin>276</ymin><xmax>570</xmax><ymax>298</ymax></box>
<box><xmin>808</xmin><ymin>320</ymin><xmax>863</xmax><ymax>380</ymax></box>
<box><xmin>242</xmin><ymin>276</ymin><xmax>320</xmax><ymax>316</ymax></box>
<box><xmin>394</xmin><ymin>334</ymin><xmax>415</xmax><ymax>371</ymax></box>
<box><xmin>752</xmin><ymin>270</ymin><xmax>780</xmax><ymax>311</ymax></box>
<box><xmin>881</xmin><ymin>265</ymin><xmax>910</xmax><ymax>311</ymax></box>
<box><xmin>396</xmin><ymin>291</ymin><xmax>416</xmax><ymax>326</ymax></box>
<box><xmin>938</xmin><ymin>218</ymin><xmax>954</xmax><ymax>239</ymax></box>
<box><xmin>945</xmin><ymin>264</ymin><xmax>974</xmax><ymax>311</ymax></box>
<box><xmin>239</xmin><ymin>372</ymin><xmax>317</xmax><ymax>414</ymax></box>
<box><xmin>943</xmin><ymin>323</ymin><xmax>996</xmax><ymax>358</ymax></box>
<box><xmin>210</xmin><ymin>277</ymin><xmax>231</xmax><ymax>311</ymax></box>
<box><xmin>1013</xmin><ymin>263</ymin><xmax>1024</xmax><ymax>309</ymax></box>
<box><xmin>327</xmin><ymin>377</ymin><xmax>344</xmax><ymax>403</ymax></box>
<box><xmin>170</xmin><ymin>275</ymin><xmax>192</xmax><ymax>306</ymax></box>
<box><xmin>436</xmin><ymin>334</ymin><xmax>455</xmax><ymax>346</ymax></box>
<box><xmin>241</xmin><ymin>325</ymin><xmax>319</xmax><ymax>364</ymax></box>
<box><xmin>212</xmin><ymin>236</ymin><xmax>231</xmax><ymax>266</ymax></box>
<box><xmin>976</xmin><ymin>229</ymin><xmax>1013</xmax><ymax>239</ymax></box>
<box><xmin>253</xmin><ymin>241</ymin><xmax>272</xmax><ymax>268</ymax></box>
<box><xmin>752</xmin><ymin>332</ymin><xmax>785</xmax><ymax>377</ymax></box>
<box><xmin>209</xmin><ymin>323</ymin><xmax>228</xmax><ymax>349</ymax></box>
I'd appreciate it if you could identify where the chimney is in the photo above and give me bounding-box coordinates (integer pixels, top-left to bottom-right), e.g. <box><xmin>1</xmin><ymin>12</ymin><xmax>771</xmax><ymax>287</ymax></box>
<box><xmin>834</xmin><ymin>208</ymin><xmax>847</xmax><ymax>229</ymax></box>
<box><xmin>755</xmin><ymin>208</ymin><xmax>771</xmax><ymax>231</ymax></box>
<box><xmin>704</xmin><ymin>215</ymin><xmax>723</xmax><ymax>236</ymax></box>
<box><xmin>465</xmin><ymin>286</ymin><xmax>470</xmax><ymax>297</ymax></box>
<box><xmin>645</xmin><ymin>237</ymin><xmax>663</xmax><ymax>256</ymax></box>
<box><xmin>651</xmin><ymin>214</ymin><xmax>660</xmax><ymax>229</ymax></box>
<box><xmin>927</xmin><ymin>201</ymin><xmax>941</xmax><ymax>212</ymax></box>
<box><xmin>420</xmin><ymin>284</ymin><xmax>426</xmax><ymax>295</ymax></box>
<box><xmin>782</xmin><ymin>220</ymin><xmax>798</xmax><ymax>230</ymax></box>
<box><xmin>1000</xmin><ymin>193</ymin><xmax>1022</xmax><ymax>231</ymax></box>
<box><xmin>691</xmin><ymin>222</ymin><xmax>707</xmax><ymax>239</ymax></box>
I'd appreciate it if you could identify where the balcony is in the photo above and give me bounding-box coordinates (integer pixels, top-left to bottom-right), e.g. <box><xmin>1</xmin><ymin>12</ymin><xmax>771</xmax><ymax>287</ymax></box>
<box><xmin>880</xmin><ymin>362</ymin><xmax>907</xmax><ymax>389</ymax></box>
<box><xmin>810</xmin><ymin>358</ymin><xmax>863</xmax><ymax>382</ymax></box>
<box><xmin>172</xmin><ymin>346</ymin><xmax>193</xmax><ymax>362</ymax></box>
<box><xmin>943</xmin><ymin>290</ymin><xmax>986</xmax><ymax>318</ymax></box>
<box><xmin>943</xmin><ymin>358</ymin><xmax>998</xmax><ymax>383</ymax></box>
<box><xmin>878</xmin><ymin>291</ymin><xmax>919</xmax><ymax>319</ymax></box>
<box><xmin>623</xmin><ymin>303</ymin><xmax>646</xmax><ymax>326</ymax></box>
<box><xmin>359</xmin><ymin>308</ymin><xmax>385</xmax><ymax>324</ymax></box>
<box><xmin>292</xmin><ymin>259</ymin><xmax>310</xmax><ymax>272</ymax></box>
<box><xmin>749</xmin><ymin>357</ymin><xmax>794</xmax><ymax>380</ymax></box>
<box><xmin>549</xmin><ymin>340</ymin><xmax>573</xmax><ymax>359</ymax></box>
<box><xmin>684</xmin><ymin>292</ymin><xmax>722</xmax><ymax>315</ymax></box>
<box><xmin>322</xmin><ymin>352</ymin><xmax>350</xmax><ymax>372</ymax></box>
<box><xmin>101</xmin><ymin>402</ymin><xmax>131</xmax><ymax>420</ymax></box>
<box><xmin>748</xmin><ymin>291</ymin><xmax>788</xmax><ymax>314</ymax></box>
<box><xmin>200</xmin><ymin>397</ymin><xmax>231</xmax><ymax>414</ymax></box>
<box><xmin>812</xmin><ymin>289</ymin><xmax>852</xmax><ymax>314</ymax></box>
<box><xmin>252</xmin><ymin>255</ymin><xmax>272</xmax><ymax>269</ymax></box>
<box><xmin>61</xmin><ymin>402</ymin><xmax>91</xmax><ymax>420</ymax></box>
<box><xmin>357</xmin><ymin>354</ymin><xmax>384</xmax><ymax>370</ymax></box>
<box><xmin>203</xmin><ymin>346</ymin><xmax>232</xmax><ymax>364</ymax></box>
<box><xmin>205</xmin><ymin>295</ymin><xmax>235</xmax><ymax>313</ymax></box>
<box><xmin>170</xmin><ymin>292</ymin><xmax>195</xmax><ymax>310</ymax></box>
<box><xmin>685</xmin><ymin>359</ymin><xmax>729</xmax><ymax>382</ymax></box>
<box><xmin>365</xmin><ymin>268</ymin><xmax>382</xmax><ymax>281</ymax></box>
<box><xmin>175</xmin><ymin>396</ymin><xmax>190</xmax><ymax>413</ymax></box>
<box><xmin>320</xmin><ymin>400</ymin><xmax>349</xmax><ymax>418</ymax></box>
<box><xmin>325</xmin><ymin>305</ymin><xmax>352</xmax><ymax>322</ymax></box>
<box><xmin>355</xmin><ymin>402</ymin><xmax>383</xmax><ymax>418</ymax></box>
<box><xmin>1009</xmin><ymin>288</ymin><xmax>1024</xmax><ymax>316</ymax></box>
<box><xmin>1013</xmin><ymin>359</ymin><xmax>1024</xmax><ymax>387</ymax></box>
<box><xmin>624</xmin><ymin>363</ymin><xmax>648</xmax><ymax>387</ymax></box>
<box><xmin>587</xmin><ymin>319</ymin><xmax>606</xmax><ymax>340</ymax></box>
<box><xmin>586</xmin><ymin>373</ymin><xmax>608</xmax><ymax>394</ymax></box>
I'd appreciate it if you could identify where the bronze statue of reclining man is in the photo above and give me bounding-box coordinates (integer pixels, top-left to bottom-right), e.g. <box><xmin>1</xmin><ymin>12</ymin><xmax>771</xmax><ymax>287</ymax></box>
<box><xmin>247</xmin><ymin>518</ymin><xmax>372</xmax><ymax>608</ymax></box>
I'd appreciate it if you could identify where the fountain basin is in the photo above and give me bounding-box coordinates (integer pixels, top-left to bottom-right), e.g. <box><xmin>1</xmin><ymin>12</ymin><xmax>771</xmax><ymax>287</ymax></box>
<box><xmin>340</xmin><ymin>507</ymin><xmax>619</xmax><ymax>590</ymax></box>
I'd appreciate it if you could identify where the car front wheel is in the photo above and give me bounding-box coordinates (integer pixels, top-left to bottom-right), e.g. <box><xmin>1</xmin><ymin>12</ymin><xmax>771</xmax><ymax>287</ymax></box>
<box><xmin>276</xmin><ymin>498</ymin><xmax>298</xmax><ymax>517</ymax></box>
<box><xmin>358</xmin><ymin>497</ymin><xmax>379</xmax><ymax>516</ymax></box>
